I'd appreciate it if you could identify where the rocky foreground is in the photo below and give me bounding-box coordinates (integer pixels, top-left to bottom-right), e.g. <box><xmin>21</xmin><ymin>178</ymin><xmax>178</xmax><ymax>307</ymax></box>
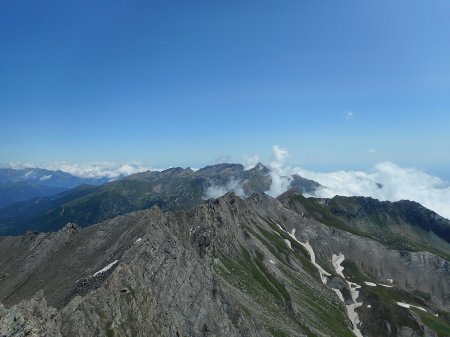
<box><xmin>1</xmin><ymin>192</ymin><xmax>449</xmax><ymax>337</ymax></box>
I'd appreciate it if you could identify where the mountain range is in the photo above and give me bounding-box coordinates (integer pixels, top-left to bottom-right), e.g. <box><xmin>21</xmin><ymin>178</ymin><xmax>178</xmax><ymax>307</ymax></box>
<box><xmin>0</xmin><ymin>168</ymin><xmax>109</xmax><ymax>210</ymax></box>
<box><xmin>0</xmin><ymin>163</ymin><xmax>320</xmax><ymax>236</ymax></box>
<box><xmin>0</xmin><ymin>163</ymin><xmax>449</xmax><ymax>337</ymax></box>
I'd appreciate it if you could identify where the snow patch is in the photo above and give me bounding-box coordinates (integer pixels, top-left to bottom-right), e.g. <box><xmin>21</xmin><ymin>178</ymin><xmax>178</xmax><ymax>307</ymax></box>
<box><xmin>93</xmin><ymin>260</ymin><xmax>118</xmax><ymax>277</ymax></box>
<box><xmin>269</xmin><ymin>260</ymin><xmax>275</xmax><ymax>264</ymax></box>
<box><xmin>364</xmin><ymin>282</ymin><xmax>377</xmax><ymax>287</ymax></box>
<box><xmin>396</xmin><ymin>302</ymin><xmax>427</xmax><ymax>312</ymax></box>
<box><xmin>331</xmin><ymin>253</ymin><xmax>345</xmax><ymax>278</ymax></box>
<box><xmin>289</xmin><ymin>229</ymin><xmax>330</xmax><ymax>284</ymax></box>
<box><xmin>332</xmin><ymin>288</ymin><xmax>345</xmax><ymax>302</ymax></box>
<box><xmin>332</xmin><ymin>253</ymin><xmax>364</xmax><ymax>337</ymax></box>
<box><xmin>284</xmin><ymin>239</ymin><xmax>292</xmax><ymax>250</ymax></box>
<box><xmin>135</xmin><ymin>238</ymin><xmax>142</xmax><ymax>243</ymax></box>
<box><xmin>378</xmin><ymin>283</ymin><xmax>393</xmax><ymax>288</ymax></box>
<box><xmin>288</xmin><ymin>228</ymin><xmax>364</xmax><ymax>337</ymax></box>
<box><xmin>367</xmin><ymin>305</ymin><xmax>372</xmax><ymax>308</ymax></box>
<box><xmin>387</xmin><ymin>278</ymin><xmax>393</xmax><ymax>284</ymax></box>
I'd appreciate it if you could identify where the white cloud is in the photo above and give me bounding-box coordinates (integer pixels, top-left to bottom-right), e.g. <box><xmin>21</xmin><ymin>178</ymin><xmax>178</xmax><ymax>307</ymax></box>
<box><xmin>4</xmin><ymin>147</ymin><xmax>449</xmax><ymax>220</ymax></box>
<box><xmin>252</xmin><ymin>145</ymin><xmax>450</xmax><ymax>219</ymax></box>
<box><xmin>202</xmin><ymin>178</ymin><xmax>245</xmax><ymax>199</ymax></box>
<box><xmin>266</xmin><ymin>145</ymin><xmax>292</xmax><ymax>197</ymax></box>
<box><xmin>242</xmin><ymin>153</ymin><xmax>260</xmax><ymax>170</ymax></box>
<box><xmin>2</xmin><ymin>162</ymin><xmax>156</xmax><ymax>179</ymax></box>
<box><xmin>346</xmin><ymin>111</ymin><xmax>353</xmax><ymax>120</ymax></box>
<box><xmin>293</xmin><ymin>162</ymin><xmax>450</xmax><ymax>220</ymax></box>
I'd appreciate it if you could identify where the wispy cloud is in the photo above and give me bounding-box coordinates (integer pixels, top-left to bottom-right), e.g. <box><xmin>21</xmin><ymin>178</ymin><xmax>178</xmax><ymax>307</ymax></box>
<box><xmin>214</xmin><ymin>154</ymin><xmax>232</xmax><ymax>164</ymax></box>
<box><xmin>346</xmin><ymin>111</ymin><xmax>353</xmax><ymax>120</ymax></box>
<box><xmin>202</xmin><ymin>178</ymin><xmax>245</xmax><ymax>199</ymax></box>
<box><xmin>242</xmin><ymin>153</ymin><xmax>260</xmax><ymax>170</ymax></box>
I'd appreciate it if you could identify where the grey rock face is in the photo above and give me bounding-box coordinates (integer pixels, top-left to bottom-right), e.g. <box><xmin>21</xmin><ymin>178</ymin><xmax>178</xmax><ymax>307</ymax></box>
<box><xmin>0</xmin><ymin>291</ymin><xmax>62</xmax><ymax>337</ymax></box>
<box><xmin>0</xmin><ymin>193</ymin><xmax>449</xmax><ymax>337</ymax></box>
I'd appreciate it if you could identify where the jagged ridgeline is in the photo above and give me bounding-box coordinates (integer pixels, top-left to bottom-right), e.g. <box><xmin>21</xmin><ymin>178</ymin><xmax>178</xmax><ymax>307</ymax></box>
<box><xmin>1</xmin><ymin>190</ymin><xmax>450</xmax><ymax>337</ymax></box>
<box><xmin>0</xmin><ymin>163</ymin><xmax>319</xmax><ymax>236</ymax></box>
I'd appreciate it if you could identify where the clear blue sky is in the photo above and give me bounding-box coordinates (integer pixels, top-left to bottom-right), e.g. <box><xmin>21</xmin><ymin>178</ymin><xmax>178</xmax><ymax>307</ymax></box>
<box><xmin>1</xmin><ymin>0</ymin><xmax>449</xmax><ymax>175</ymax></box>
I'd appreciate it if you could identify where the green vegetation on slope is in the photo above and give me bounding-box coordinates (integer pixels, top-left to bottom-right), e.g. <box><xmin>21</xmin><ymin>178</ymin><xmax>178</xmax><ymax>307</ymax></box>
<box><xmin>215</xmin><ymin>220</ymin><xmax>355</xmax><ymax>337</ymax></box>
<box><xmin>412</xmin><ymin>309</ymin><xmax>450</xmax><ymax>337</ymax></box>
<box><xmin>283</xmin><ymin>194</ymin><xmax>450</xmax><ymax>261</ymax></box>
<box><xmin>341</xmin><ymin>257</ymin><xmax>450</xmax><ymax>337</ymax></box>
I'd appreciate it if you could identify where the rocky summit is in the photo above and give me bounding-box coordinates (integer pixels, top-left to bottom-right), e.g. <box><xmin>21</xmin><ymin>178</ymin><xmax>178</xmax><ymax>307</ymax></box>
<box><xmin>1</xmin><ymin>190</ymin><xmax>449</xmax><ymax>337</ymax></box>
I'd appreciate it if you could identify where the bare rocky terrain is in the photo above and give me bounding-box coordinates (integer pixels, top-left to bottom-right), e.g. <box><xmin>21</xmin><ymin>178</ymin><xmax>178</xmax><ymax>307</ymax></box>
<box><xmin>1</xmin><ymin>190</ymin><xmax>449</xmax><ymax>337</ymax></box>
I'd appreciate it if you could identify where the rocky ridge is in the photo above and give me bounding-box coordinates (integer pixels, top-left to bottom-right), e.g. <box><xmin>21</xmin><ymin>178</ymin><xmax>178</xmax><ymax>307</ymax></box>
<box><xmin>1</xmin><ymin>192</ymin><xmax>449</xmax><ymax>336</ymax></box>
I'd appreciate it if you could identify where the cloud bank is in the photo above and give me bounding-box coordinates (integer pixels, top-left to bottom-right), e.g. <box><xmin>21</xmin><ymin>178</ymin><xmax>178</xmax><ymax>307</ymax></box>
<box><xmin>240</xmin><ymin>146</ymin><xmax>450</xmax><ymax>219</ymax></box>
<box><xmin>3</xmin><ymin>147</ymin><xmax>449</xmax><ymax>219</ymax></box>
<box><xmin>294</xmin><ymin>162</ymin><xmax>450</xmax><ymax>219</ymax></box>
<box><xmin>4</xmin><ymin>162</ymin><xmax>155</xmax><ymax>179</ymax></box>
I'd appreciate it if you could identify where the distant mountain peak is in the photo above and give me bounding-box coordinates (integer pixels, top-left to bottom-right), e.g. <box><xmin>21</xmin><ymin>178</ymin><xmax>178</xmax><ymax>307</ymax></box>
<box><xmin>248</xmin><ymin>162</ymin><xmax>270</xmax><ymax>174</ymax></box>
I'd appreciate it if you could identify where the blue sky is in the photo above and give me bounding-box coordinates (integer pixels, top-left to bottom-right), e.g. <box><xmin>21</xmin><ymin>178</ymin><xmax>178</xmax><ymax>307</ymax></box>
<box><xmin>1</xmin><ymin>0</ymin><xmax>449</xmax><ymax>176</ymax></box>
